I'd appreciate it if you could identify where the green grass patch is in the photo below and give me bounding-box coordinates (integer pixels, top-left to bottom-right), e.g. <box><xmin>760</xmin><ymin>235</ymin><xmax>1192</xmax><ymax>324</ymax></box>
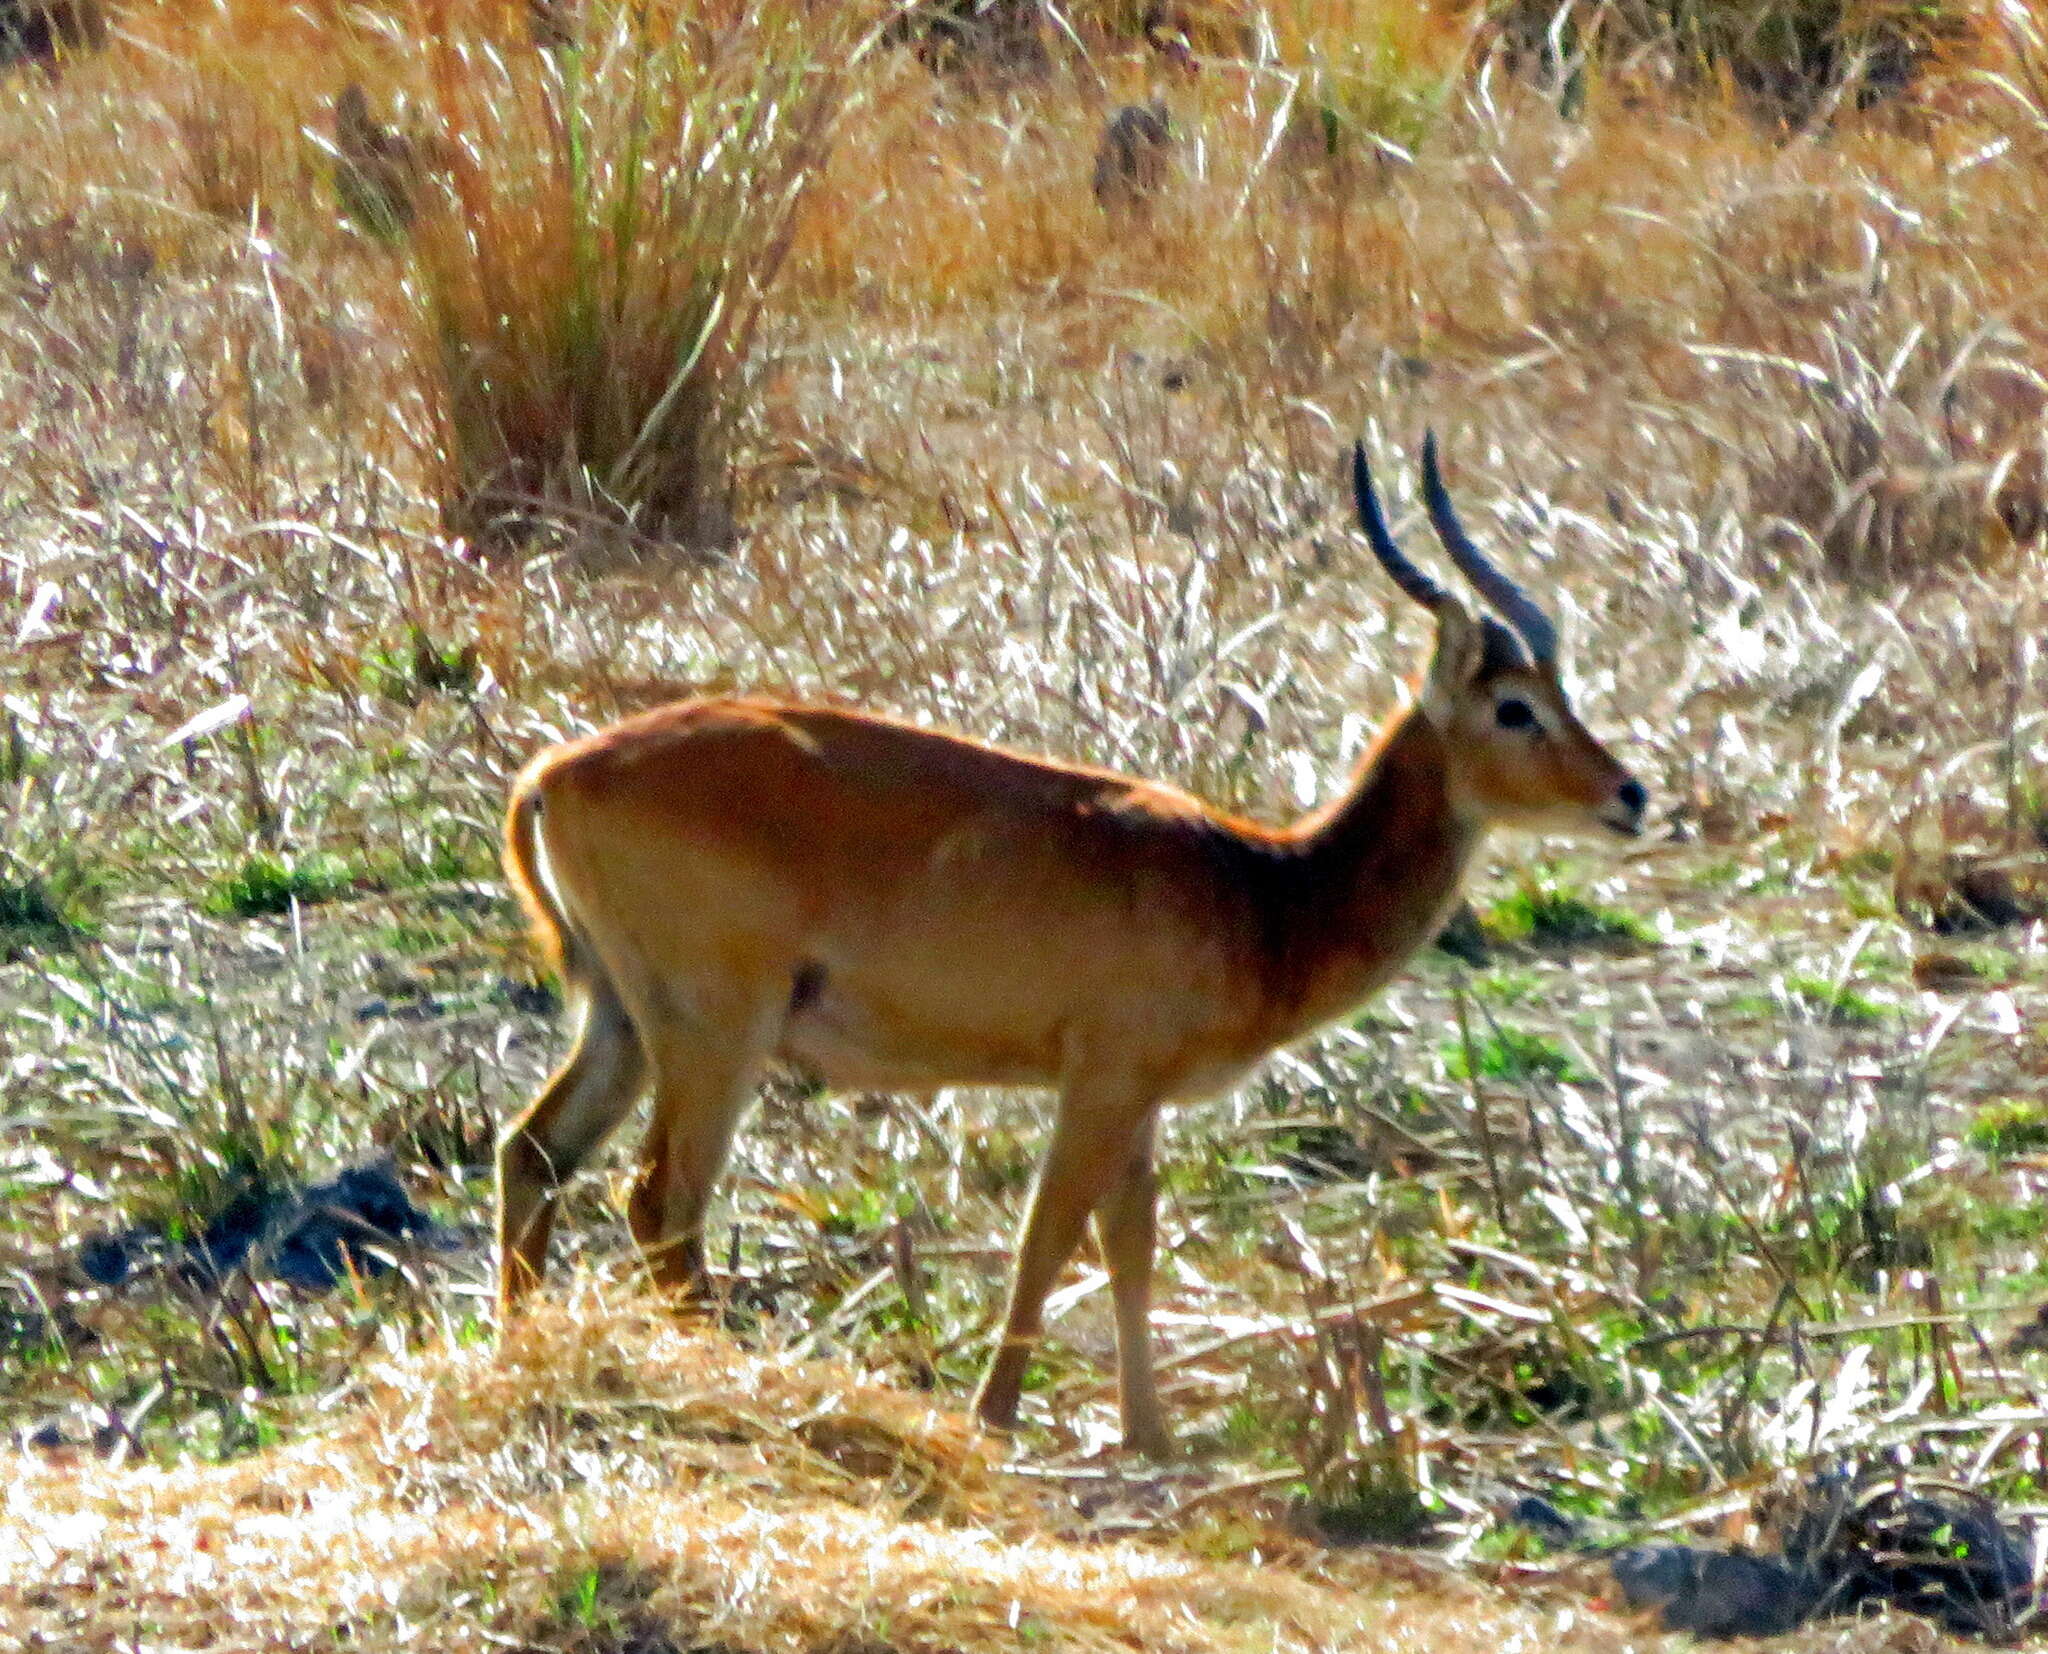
<box><xmin>361</xmin><ymin>631</ymin><xmax>481</xmax><ymax>705</ymax></box>
<box><xmin>1967</xmin><ymin>1099</ymin><xmax>2048</xmax><ymax>1160</ymax></box>
<box><xmin>1264</xmin><ymin>0</ymin><xmax>1462</xmax><ymax>160</ymax></box>
<box><xmin>372</xmin><ymin>912</ymin><xmax>477</xmax><ymax>957</ymax></box>
<box><xmin>813</xmin><ymin>1184</ymin><xmax>897</xmax><ymax>1240</ymax></box>
<box><xmin>1960</xmin><ymin>1196</ymin><xmax>2048</xmax><ymax>1249</ymax></box>
<box><xmin>1785</xmin><ymin>973</ymin><xmax>1888</xmax><ymax>1027</ymax></box>
<box><xmin>1485</xmin><ymin>878</ymin><xmax>1655</xmax><ymax>950</ymax></box>
<box><xmin>0</xmin><ymin>710</ymin><xmax>36</xmax><ymax>786</ymax></box>
<box><xmin>1931</xmin><ymin>944</ymin><xmax>2017</xmax><ymax>984</ymax></box>
<box><xmin>1304</xmin><ymin>1465</ymin><xmax>1438</xmax><ymax>1546</ymax></box>
<box><xmin>0</xmin><ymin>861</ymin><xmax>99</xmax><ymax>957</ymax></box>
<box><xmin>1445</xmin><ymin>1026</ymin><xmax>1590</xmax><ymax>1084</ymax></box>
<box><xmin>1468</xmin><ymin>966</ymin><xmax>1544</xmax><ymax>1007</ymax></box>
<box><xmin>0</xmin><ymin>878</ymin><xmax>84</xmax><ymax>953</ymax></box>
<box><xmin>1840</xmin><ymin>875</ymin><xmax>1899</xmax><ymax>922</ymax></box>
<box><xmin>203</xmin><ymin>851</ymin><xmax>356</xmax><ymax>918</ymax></box>
<box><xmin>366</xmin><ymin>829</ymin><xmax>498</xmax><ymax>891</ymax></box>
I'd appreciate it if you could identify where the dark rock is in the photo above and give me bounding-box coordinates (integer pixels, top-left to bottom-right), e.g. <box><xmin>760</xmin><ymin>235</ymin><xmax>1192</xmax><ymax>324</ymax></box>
<box><xmin>1432</xmin><ymin>900</ymin><xmax>1491</xmax><ymax>966</ymax></box>
<box><xmin>74</xmin><ymin>1159</ymin><xmax>449</xmax><ymax>1297</ymax></box>
<box><xmin>1928</xmin><ymin>863</ymin><xmax>2042</xmax><ymax>935</ymax></box>
<box><xmin>1955</xmin><ymin>867</ymin><xmax>2034</xmax><ymax>931</ymax></box>
<box><xmin>1611</xmin><ymin>1545</ymin><xmax>1820</xmax><ymax>1638</ymax></box>
<box><xmin>266</xmin><ymin>1160</ymin><xmax>443</xmax><ymax>1291</ymax></box>
<box><xmin>1591</xmin><ymin>1473</ymin><xmax>2040</xmax><ymax>1640</ymax></box>
<box><xmin>1781</xmin><ymin>1478</ymin><xmax>2036</xmax><ymax>1638</ymax></box>
<box><xmin>77</xmin><ymin>1228</ymin><xmax>144</xmax><ymax>1286</ymax></box>
<box><xmin>354</xmin><ymin>992</ymin><xmax>446</xmax><ymax>1024</ymax></box>
<box><xmin>186</xmin><ymin>1184</ymin><xmax>281</xmax><ymax>1285</ymax></box>
<box><xmin>887</xmin><ymin>0</ymin><xmax>1050</xmax><ymax>80</ymax></box>
<box><xmin>3</xmin><ymin>1296</ymin><xmax>91</xmax><ymax>1359</ymax></box>
<box><xmin>496</xmin><ymin>975</ymin><xmax>560</xmax><ymax>1016</ymax></box>
<box><xmin>1516</xmin><ymin>1364</ymin><xmax>1597</xmax><ymax>1419</ymax></box>
<box><xmin>1274</xmin><ymin>1122</ymin><xmax>1380</xmax><ymax>1184</ymax></box>
<box><xmin>0</xmin><ymin>1</ymin><xmax>105</xmax><ymax>69</ymax></box>
<box><xmin>2009</xmin><ymin>1301</ymin><xmax>2048</xmax><ymax>1354</ymax></box>
<box><xmin>1507</xmin><ymin>1494</ymin><xmax>1583</xmax><ymax>1547</ymax></box>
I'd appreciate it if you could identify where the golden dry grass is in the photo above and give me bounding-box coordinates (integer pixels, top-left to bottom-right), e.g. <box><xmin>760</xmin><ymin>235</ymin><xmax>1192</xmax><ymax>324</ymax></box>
<box><xmin>4</xmin><ymin>1294</ymin><xmax>1651</xmax><ymax>1651</ymax></box>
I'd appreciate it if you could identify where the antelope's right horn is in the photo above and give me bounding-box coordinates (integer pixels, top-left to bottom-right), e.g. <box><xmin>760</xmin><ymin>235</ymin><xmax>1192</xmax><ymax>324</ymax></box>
<box><xmin>1419</xmin><ymin>431</ymin><xmax>1558</xmax><ymax>663</ymax></box>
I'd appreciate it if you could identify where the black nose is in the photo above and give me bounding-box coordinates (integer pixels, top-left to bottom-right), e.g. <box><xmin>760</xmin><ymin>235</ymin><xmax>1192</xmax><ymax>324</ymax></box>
<box><xmin>1616</xmin><ymin>778</ymin><xmax>1648</xmax><ymax>814</ymax></box>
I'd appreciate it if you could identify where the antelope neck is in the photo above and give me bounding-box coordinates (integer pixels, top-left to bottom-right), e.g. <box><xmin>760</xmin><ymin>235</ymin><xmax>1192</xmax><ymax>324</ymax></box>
<box><xmin>1267</xmin><ymin>708</ymin><xmax>1484</xmax><ymax>1038</ymax></box>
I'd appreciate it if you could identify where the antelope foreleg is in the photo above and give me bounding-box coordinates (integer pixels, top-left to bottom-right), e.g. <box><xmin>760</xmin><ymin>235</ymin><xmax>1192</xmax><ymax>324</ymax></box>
<box><xmin>973</xmin><ymin>1083</ymin><xmax>1161</xmax><ymax>1445</ymax></box>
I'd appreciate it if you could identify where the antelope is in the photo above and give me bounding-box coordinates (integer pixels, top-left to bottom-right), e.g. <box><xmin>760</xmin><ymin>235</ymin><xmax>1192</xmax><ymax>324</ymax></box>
<box><xmin>495</xmin><ymin>436</ymin><xmax>1647</xmax><ymax>1457</ymax></box>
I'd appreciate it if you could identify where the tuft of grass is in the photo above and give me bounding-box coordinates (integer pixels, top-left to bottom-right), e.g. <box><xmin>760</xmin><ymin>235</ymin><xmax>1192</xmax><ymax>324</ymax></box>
<box><xmin>203</xmin><ymin>851</ymin><xmax>356</xmax><ymax>918</ymax></box>
<box><xmin>1256</xmin><ymin>0</ymin><xmax>1466</xmax><ymax>163</ymax></box>
<box><xmin>362</xmin><ymin>629</ymin><xmax>481</xmax><ymax>704</ymax></box>
<box><xmin>1304</xmin><ymin>1466</ymin><xmax>1437</xmax><ymax>1545</ymax></box>
<box><xmin>1467</xmin><ymin>966</ymin><xmax>1544</xmax><ymax>1007</ymax></box>
<box><xmin>1485</xmin><ymin>877</ymin><xmax>1655</xmax><ymax>951</ymax></box>
<box><xmin>1487</xmin><ymin>0</ymin><xmax>1983</xmax><ymax>123</ymax></box>
<box><xmin>149</xmin><ymin>3</ymin><xmax>337</xmax><ymax>239</ymax></box>
<box><xmin>1967</xmin><ymin>1099</ymin><xmax>2048</xmax><ymax>1160</ymax></box>
<box><xmin>0</xmin><ymin>869</ymin><xmax>94</xmax><ymax>956</ymax></box>
<box><xmin>401</xmin><ymin>0</ymin><xmax>871</xmax><ymax>551</ymax></box>
<box><xmin>1444</xmin><ymin>1025</ymin><xmax>1589</xmax><ymax>1085</ymax></box>
<box><xmin>1784</xmin><ymin>972</ymin><xmax>1888</xmax><ymax>1027</ymax></box>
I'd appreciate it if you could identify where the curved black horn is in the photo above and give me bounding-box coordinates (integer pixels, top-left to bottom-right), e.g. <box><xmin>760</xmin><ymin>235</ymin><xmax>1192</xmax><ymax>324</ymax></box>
<box><xmin>1420</xmin><ymin>431</ymin><xmax>1558</xmax><ymax>663</ymax></box>
<box><xmin>1352</xmin><ymin>441</ymin><xmax>1452</xmax><ymax>613</ymax></box>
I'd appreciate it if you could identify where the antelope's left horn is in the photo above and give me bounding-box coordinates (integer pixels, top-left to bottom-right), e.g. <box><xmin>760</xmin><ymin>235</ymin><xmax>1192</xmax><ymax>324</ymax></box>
<box><xmin>1353</xmin><ymin>442</ymin><xmax>1455</xmax><ymax>616</ymax></box>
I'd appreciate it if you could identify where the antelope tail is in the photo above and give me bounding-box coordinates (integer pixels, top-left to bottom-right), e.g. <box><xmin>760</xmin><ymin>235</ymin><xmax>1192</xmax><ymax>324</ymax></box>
<box><xmin>504</xmin><ymin>780</ymin><xmax>572</xmax><ymax>981</ymax></box>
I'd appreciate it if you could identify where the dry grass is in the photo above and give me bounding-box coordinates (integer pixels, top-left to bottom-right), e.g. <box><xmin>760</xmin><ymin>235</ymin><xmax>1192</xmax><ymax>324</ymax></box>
<box><xmin>399</xmin><ymin>0</ymin><xmax>876</xmax><ymax>549</ymax></box>
<box><xmin>4</xmin><ymin>1294</ymin><xmax>1652</xmax><ymax>1651</ymax></box>
<box><xmin>7</xmin><ymin>0</ymin><xmax>2048</xmax><ymax>1647</ymax></box>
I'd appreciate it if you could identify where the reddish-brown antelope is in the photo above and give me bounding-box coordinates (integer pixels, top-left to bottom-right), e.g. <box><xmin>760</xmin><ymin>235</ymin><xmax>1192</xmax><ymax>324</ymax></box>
<box><xmin>496</xmin><ymin>435</ymin><xmax>1646</xmax><ymax>1457</ymax></box>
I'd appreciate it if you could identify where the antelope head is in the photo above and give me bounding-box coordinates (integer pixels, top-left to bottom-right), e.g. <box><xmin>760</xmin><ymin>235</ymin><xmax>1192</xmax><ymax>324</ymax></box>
<box><xmin>1353</xmin><ymin>434</ymin><xmax>1647</xmax><ymax>841</ymax></box>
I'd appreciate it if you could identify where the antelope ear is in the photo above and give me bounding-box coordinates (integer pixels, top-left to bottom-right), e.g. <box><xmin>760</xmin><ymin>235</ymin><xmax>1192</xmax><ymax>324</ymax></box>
<box><xmin>1420</xmin><ymin>601</ymin><xmax>1484</xmax><ymax>725</ymax></box>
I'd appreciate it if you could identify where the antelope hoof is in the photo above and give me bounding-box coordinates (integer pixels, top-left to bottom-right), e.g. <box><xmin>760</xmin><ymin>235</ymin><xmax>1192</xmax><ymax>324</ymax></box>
<box><xmin>646</xmin><ymin>1272</ymin><xmax>721</xmax><ymax>1322</ymax></box>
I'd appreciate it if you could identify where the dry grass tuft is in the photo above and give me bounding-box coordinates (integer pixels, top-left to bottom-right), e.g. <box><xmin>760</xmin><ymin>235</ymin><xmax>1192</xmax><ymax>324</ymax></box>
<box><xmin>399</xmin><ymin>0</ymin><xmax>874</xmax><ymax>552</ymax></box>
<box><xmin>1</xmin><ymin>1291</ymin><xmax>1639</xmax><ymax>1651</ymax></box>
<box><xmin>1255</xmin><ymin>0</ymin><xmax>1469</xmax><ymax>161</ymax></box>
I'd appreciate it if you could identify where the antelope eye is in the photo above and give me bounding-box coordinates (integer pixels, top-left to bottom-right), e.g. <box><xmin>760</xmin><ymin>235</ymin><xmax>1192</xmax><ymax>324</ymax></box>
<box><xmin>1495</xmin><ymin>698</ymin><xmax>1537</xmax><ymax>731</ymax></box>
